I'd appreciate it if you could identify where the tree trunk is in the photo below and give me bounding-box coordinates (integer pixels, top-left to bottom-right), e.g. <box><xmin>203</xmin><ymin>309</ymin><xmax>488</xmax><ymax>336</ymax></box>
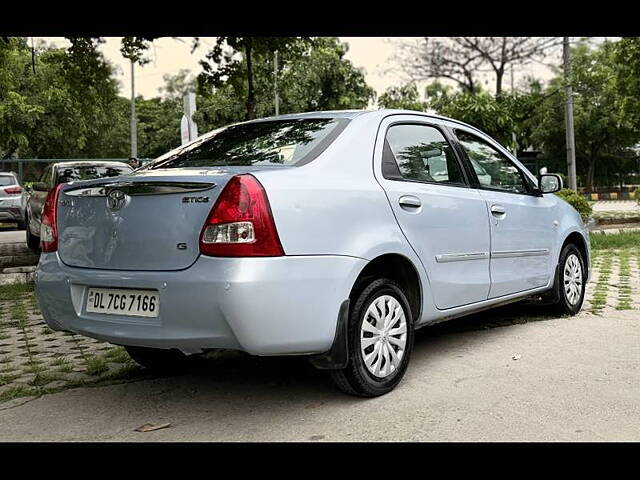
<box><xmin>245</xmin><ymin>40</ymin><xmax>255</xmax><ymax>120</ymax></box>
<box><xmin>495</xmin><ymin>67</ymin><xmax>504</xmax><ymax>98</ymax></box>
<box><xmin>586</xmin><ymin>160</ymin><xmax>595</xmax><ymax>192</ymax></box>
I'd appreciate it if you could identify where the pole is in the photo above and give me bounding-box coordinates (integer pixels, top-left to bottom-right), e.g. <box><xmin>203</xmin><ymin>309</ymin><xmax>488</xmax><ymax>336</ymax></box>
<box><xmin>510</xmin><ymin>65</ymin><xmax>518</xmax><ymax>156</ymax></box>
<box><xmin>274</xmin><ymin>50</ymin><xmax>279</xmax><ymax>116</ymax></box>
<box><xmin>563</xmin><ymin>37</ymin><xmax>577</xmax><ymax>191</ymax></box>
<box><xmin>130</xmin><ymin>59</ymin><xmax>138</xmax><ymax>158</ymax></box>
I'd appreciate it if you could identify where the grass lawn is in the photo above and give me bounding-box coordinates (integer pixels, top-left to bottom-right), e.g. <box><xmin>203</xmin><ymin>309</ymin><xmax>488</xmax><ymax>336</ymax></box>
<box><xmin>590</xmin><ymin>231</ymin><xmax>640</xmax><ymax>250</ymax></box>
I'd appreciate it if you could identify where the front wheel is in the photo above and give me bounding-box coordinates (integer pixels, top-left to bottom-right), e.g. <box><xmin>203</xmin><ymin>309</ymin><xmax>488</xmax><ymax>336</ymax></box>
<box><xmin>549</xmin><ymin>243</ymin><xmax>587</xmax><ymax>316</ymax></box>
<box><xmin>330</xmin><ymin>278</ymin><xmax>414</xmax><ymax>397</ymax></box>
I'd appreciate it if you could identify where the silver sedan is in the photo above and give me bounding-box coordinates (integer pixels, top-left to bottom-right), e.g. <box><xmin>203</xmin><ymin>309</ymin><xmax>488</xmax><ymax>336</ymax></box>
<box><xmin>35</xmin><ymin>110</ymin><xmax>589</xmax><ymax>397</ymax></box>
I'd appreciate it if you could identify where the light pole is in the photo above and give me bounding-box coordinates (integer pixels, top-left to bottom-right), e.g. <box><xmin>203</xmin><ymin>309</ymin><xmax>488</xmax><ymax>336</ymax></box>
<box><xmin>130</xmin><ymin>58</ymin><xmax>138</xmax><ymax>159</ymax></box>
<box><xmin>563</xmin><ymin>37</ymin><xmax>578</xmax><ymax>191</ymax></box>
<box><xmin>274</xmin><ymin>50</ymin><xmax>280</xmax><ymax>116</ymax></box>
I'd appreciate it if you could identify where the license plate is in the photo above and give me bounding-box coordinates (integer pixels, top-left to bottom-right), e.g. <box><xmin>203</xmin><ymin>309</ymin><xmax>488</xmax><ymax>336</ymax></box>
<box><xmin>86</xmin><ymin>288</ymin><xmax>159</xmax><ymax>318</ymax></box>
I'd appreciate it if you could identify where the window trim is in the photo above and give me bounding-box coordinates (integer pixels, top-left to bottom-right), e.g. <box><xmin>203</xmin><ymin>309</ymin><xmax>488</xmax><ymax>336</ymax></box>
<box><xmin>381</xmin><ymin>120</ymin><xmax>471</xmax><ymax>188</ymax></box>
<box><xmin>451</xmin><ymin>127</ymin><xmax>539</xmax><ymax>197</ymax></box>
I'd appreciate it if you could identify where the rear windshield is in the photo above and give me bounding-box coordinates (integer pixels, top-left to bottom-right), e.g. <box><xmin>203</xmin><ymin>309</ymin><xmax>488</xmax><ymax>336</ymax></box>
<box><xmin>146</xmin><ymin>118</ymin><xmax>348</xmax><ymax>169</ymax></box>
<box><xmin>0</xmin><ymin>175</ymin><xmax>16</xmax><ymax>186</ymax></box>
<box><xmin>55</xmin><ymin>165</ymin><xmax>133</xmax><ymax>185</ymax></box>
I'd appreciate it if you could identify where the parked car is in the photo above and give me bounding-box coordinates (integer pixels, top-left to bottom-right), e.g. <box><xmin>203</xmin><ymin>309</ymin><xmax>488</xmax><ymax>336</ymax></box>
<box><xmin>34</xmin><ymin>110</ymin><xmax>590</xmax><ymax>397</ymax></box>
<box><xmin>0</xmin><ymin>171</ymin><xmax>27</xmax><ymax>229</ymax></box>
<box><xmin>25</xmin><ymin>161</ymin><xmax>133</xmax><ymax>251</ymax></box>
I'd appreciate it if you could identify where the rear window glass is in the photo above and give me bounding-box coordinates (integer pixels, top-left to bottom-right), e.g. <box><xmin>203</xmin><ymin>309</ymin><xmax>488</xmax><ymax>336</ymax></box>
<box><xmin>55</xmin><ymin>165</ymin><xmax>132</xmax><ymax>185</ymax></box>
<box><xmin>0</xmin><ymin>176</ymin><xmax>16</xmax><ymax>186</ymax></box>
<box><xmin>146</xmin><ymin>118</ymin><xmax>347</xmax><ymax>169</ymax></box>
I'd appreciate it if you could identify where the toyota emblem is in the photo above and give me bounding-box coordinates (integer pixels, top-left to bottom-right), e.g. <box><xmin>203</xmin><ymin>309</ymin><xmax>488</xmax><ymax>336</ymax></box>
<box><xmin>107</xmin><ymin>189</ymin><xmax>127</xmax><ymax>211</ymax></box>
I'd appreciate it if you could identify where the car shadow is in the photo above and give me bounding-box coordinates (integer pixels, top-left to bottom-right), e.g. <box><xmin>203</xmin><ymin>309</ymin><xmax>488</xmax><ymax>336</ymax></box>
<box><xmin>104</xmin><ymin>300</ymin><xmax>562</xmax><ymax>405</ymax></box>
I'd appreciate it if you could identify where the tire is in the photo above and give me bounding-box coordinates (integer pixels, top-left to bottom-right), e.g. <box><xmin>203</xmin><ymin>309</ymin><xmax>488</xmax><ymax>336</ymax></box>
<box><xmin>330</xmin><ymin>278</ymin><xmax>414</xmax><ymax>397</ymax></box>
<box><xmin>25</xmin><ymin>216</ymin><xmax>40</xmax><ymax>252</ymax></box>
<box><xmin>125</xmin><ymin>345</ymin><xmax>190</xmax><ymax>372</ymax></box>
<box><xmin>548</xmin><ymin>243</ymin><xmax>587</xmax><ymax>316</ymax></box>
<box><xmin>16</xmin><ymin>217</ymin><xmax>26</xmax><ymax>230</ymax></box>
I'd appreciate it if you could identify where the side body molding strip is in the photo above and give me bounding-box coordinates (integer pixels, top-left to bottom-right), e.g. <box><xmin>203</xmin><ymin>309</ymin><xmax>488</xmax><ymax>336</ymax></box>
<box><xmin>435</xmin><ymin>249</ymin><xmax>550</xmax><ymax>263</ymax></box>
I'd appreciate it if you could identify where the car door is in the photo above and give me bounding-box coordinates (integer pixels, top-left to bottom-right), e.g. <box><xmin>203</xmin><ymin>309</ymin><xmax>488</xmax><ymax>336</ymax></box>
<box><xmin>374</xmin><ymin>116</ymin><xmax>491</xmax><ymax>310</ymax></box>
<box><xmin>452</xmin><ymin>128</ymin><xmax>556</xmax><ymax>298</ymax></box>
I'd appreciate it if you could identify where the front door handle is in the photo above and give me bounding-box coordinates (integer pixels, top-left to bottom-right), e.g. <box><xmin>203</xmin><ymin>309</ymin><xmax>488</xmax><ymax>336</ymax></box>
<box><xmin>399</xmin><ymin>195</ymin><xmax>421</xmax><ymax>209</ymax></box>
<box><xmin>490</xmin><ymin>204</ymin><xmax>506</xmax><ymax>215</ymax></box>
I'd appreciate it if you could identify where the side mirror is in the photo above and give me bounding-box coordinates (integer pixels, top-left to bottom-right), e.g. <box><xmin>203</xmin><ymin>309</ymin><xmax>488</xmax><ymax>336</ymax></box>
<box><xmin>539</xmin><ymin>173</ymin><xmax>563</xmax><ymax>194</ymax></box>
<box><xmin>32</xmin><ymin>182</ymin><xmax>49</xmax><ymax>192</ymax></box>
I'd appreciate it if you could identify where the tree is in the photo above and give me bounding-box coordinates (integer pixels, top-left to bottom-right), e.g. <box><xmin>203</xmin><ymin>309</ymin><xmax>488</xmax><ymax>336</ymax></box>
<box><xmin>531</xmin><ymin>41</ymin><xmax>640</xmax><ymax>189</ymax></box>
<box><xmin>195</xmin><ymin>37</ymin><xmax>375</xmax><ymax>131</ymax></box>
<box><xmin>399</xmin><ymin>37</ymin><xmax>560</xmax><ymax>96</ymax></box>
<box><xmin>0</xmin><ymin>37</ymin><xmax>130</xmax><ymax>165</ymax></box>
<box><xmin>614</xmin><ymin>37</ymin><xmax>640</xmax><ymax>127</ymax></box>
<box><xmin>198</xmin><ymin>37</ymin><xmax>308</xmax><ymax>120</ymax></box>
<box><xmin>119</xmin><ymin>37</ymin><xmax>156</xmax><ymax>65</ymax></box>
<box><xmin>277</xmin><ymin>37</ymin><xmax>375</xmax><ymax>112</ymax></box>
<box><xmin>378</xmin><ymin>84</ymin><xmax>426</xmax><ymax>110</ymax></box>
<box><xmin>160</xmin><ymin>69</ymin><xmax>196</xmax><ymax>100</ymax></box>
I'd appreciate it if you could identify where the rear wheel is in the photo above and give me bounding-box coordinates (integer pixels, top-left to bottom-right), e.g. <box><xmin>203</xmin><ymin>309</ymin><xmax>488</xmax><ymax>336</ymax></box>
<box><xmin>330</xmin><ymin>278</ymin><xmax>414</xmax><ymax>397</ymax></box>
<box><xmin>549</xmin><ymin>243</ymin><xmax>586</xmax><ymax>315</ymax></box>
<box><xmin>25</xmin><ymin>215</ymin><xmax>40</xmax><ymax>252</ymax></box>
<box><xmin>125</xmin><ymin>345</ymin><xmax>190</xmax><ymax>372</ymax></box>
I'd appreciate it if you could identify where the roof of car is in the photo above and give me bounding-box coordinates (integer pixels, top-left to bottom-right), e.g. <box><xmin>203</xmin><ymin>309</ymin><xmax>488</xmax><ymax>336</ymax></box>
<box><xmin>253</xmin><ymin>109</ymin><xmax>476</xmax><ymax>130</ymax></box>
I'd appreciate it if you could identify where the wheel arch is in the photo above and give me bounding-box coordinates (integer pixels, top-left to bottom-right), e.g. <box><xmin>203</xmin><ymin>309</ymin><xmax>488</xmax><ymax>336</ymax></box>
<box><xmin>560</xmin><ymin>231</ymin><xmax>589</xmax><ymax>276</ymax></box>
<box><xmin>349</xmin><ymin>253</ymin><xmax>423</xmax><ymax>324</ymax></box>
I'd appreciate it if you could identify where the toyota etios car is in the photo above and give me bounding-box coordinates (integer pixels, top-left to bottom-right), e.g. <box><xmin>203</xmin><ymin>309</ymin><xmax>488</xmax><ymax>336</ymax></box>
<box><xmin>35</xmin><ymin>110</ymin><xmax>590</xmax><ymax>397</ymax></box>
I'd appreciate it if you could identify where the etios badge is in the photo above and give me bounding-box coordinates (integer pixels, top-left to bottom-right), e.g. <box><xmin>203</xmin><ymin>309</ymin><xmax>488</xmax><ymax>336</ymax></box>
<box><xmin>107</xmin><ymin>189</ymin><xmax>127</xmax><ymax>211</ymax></box>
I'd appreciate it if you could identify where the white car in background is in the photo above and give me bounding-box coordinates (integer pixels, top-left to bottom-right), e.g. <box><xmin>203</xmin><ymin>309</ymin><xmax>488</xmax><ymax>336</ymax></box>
<box><xmin>0</xmin><ymin>172</ymin><xmax>26</xmax><ymax>229</ymax></box>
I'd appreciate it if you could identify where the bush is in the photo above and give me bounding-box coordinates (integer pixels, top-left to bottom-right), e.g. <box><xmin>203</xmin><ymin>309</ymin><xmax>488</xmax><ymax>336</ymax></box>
<box><xmin>555</xmin><ymin>189</ymin><xmax>592</xmax><ymax>223</ymax></box>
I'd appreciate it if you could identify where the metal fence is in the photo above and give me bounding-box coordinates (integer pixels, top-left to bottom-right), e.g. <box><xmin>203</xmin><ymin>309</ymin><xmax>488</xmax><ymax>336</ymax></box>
<box><xmin>0</xmin><ymin>159</ymin><xmax>152</xmax><ymax>183</ymax></box>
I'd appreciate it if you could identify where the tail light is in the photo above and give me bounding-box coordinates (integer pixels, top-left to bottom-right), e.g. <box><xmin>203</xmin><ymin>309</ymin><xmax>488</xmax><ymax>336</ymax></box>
<box><xmin>40</xmin><ymin>184</ymin><xmax>64</xmax><ymax>252</ymax></box>
<box><xmin>200</xmin><ymin>174</ymin><xmax>284</xmax><ymax>257</ymax></box>
<box><xmin>4</xmin><ymin>186</ymin><xmax>22</xmax><ymax>194</ymax></box>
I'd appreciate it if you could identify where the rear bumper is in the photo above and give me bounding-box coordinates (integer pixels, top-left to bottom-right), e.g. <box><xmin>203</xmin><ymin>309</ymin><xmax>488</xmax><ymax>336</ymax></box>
<box><xmin>35</xmin><ymin>253</ymin><xmax>366</xmax><ymax>355</ymax></box>
<box><xmin>0</xmin><ymin>206</ymin><xmax>24</xmax><ymax>222</ymax></box>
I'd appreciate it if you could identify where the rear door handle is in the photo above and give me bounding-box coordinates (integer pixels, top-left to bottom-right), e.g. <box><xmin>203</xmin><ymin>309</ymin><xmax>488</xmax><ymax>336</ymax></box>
<box><xmin>490</xmin><ymin>204</ymin><xmax>506</xmax><ymax>215</ymax></box>
<box><xmin>399</xmin><ymin>195</ymin><xmax>421</xmax><ymax>209</ymax></box>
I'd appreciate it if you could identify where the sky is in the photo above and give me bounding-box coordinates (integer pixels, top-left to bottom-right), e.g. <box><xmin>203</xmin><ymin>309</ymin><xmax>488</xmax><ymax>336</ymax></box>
<box><xmin>37</xmin><ymin>37</ymin><xmax>570</xmax><ymax>102</ymax></box>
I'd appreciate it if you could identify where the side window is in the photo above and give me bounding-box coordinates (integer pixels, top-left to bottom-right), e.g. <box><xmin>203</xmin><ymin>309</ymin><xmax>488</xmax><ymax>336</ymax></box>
<box><xmin>384</xmin><ymin>124</ymin><xmax>465</xmax><ymax>185</ymax></box>
<box><xmin>455</xmin><ymin>130</ymin><xmax>528</xmax><ymax>194</ymax></box>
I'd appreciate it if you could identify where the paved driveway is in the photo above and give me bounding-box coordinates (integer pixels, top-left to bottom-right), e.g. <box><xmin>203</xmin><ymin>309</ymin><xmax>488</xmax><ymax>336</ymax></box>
<box><xmin>1</xmin><ymin>249</ymin><xmax>639</xmax><ymax>441</ymax></box>
<box><xmin>1</xmin><ymin>308</ymin><xmax>639</xmax><ymax>442</ymax></box>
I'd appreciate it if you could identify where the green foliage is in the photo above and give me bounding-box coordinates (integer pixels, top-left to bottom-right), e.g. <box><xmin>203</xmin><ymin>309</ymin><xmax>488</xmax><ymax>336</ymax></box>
<box><xmin>555</xmin><ymin>188</ymin><xmax>592</xmax><ymax>222</ymax></box>
<box><xmin>531</xmin><ymin>41</ymin><xmax>639</xmax><ymax>189</ymax></box>
<box><xmin>277</xmin><ymin>38</ymin><xmax>375</xmax><ymax>113</ymax></box>
<box><xmin>199</xmin><ymin>37</ymin><xmax>308</xmax><ymax>120</ymax></box>
<box><xmin>614</xmin><ymin>37</ymin><xmax>640</xmax><ymax>127</ymax></box>
<box><xmin>0</xmin><ymin>37</ymin><xmax>129</xmax><ymax>161</ymax></box>
<box><xmin>196</xmin><ymin>37</ymin><xmax>375</xmax><ymax>132</ymax></box>
<box><xmin>590</xmin><ymin>231</ymin><xmax>640</xmax><ymax>250</ymax></box>
<box><xmin>378</xmin><ymin>84</ymin><xmax>426</xmax><ymax>111</ymax></box>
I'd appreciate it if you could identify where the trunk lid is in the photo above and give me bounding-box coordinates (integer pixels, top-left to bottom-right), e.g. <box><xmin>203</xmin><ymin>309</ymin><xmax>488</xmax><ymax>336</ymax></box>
<box><xmin>56</xmin><ymin>166</ymin><xmax>281</xmax><ymax>271</ymax></box>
